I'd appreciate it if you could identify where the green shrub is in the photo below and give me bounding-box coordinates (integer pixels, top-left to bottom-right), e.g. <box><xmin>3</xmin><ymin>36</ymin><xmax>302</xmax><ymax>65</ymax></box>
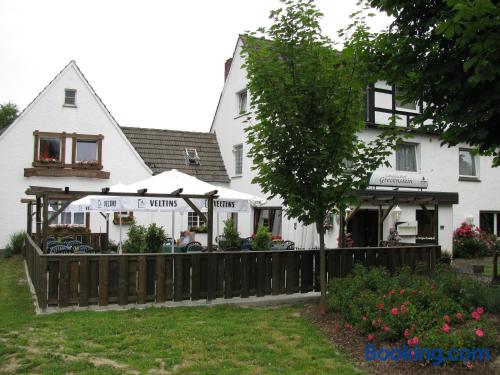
<box><xmin>221</xmin><ymin>218</ymin><xmax>240</xmax><ymax>249</ymax></box>
<box><xmin>145</xmin><ymin>223</ymin><xmax>167</xmax><ymax>253</ymax></box>
<box><xmin>190</xmin><ymin>225</ymin><xmax>208</xmax><ymax>233</ymax></box>
<box><xmin>327</xmin><ymin>265</ymin><xmax>499</xmax><ymax>358</ymax></box>
<box><xmin>8</xmin><ymin>231</ymin><xmax>26</xmax><ymax>254</ymax></box>
<box><xmin>2</xmin><ymin>231</ymin><xmax>26</xmax><ymax>258</ymax></box>
<box><xmin>251</xmin><ymin>225</ymin><xmax>272</xmax><ymax>251</ymax></box>
<box><xmin>452</xmin><ymin>222</ymin><xmax>492</xmax><ymax>258</ymax></box>
<box><xmin>3</xmin><ymin>245</ymin><xmax>13</xmax><ymax>259</ymax></box>
<box><xmin>123</xmin><ymin>223</ymin><xmax>147</xmax><ymax>253</ymax></box>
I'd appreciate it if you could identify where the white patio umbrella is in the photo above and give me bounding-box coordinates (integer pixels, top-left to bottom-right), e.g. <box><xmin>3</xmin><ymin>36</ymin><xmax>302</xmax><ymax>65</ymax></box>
<box><xmin>65</xmin><ymin>183</ymin><xmax>130</xmax><ymax>253</ymax></box>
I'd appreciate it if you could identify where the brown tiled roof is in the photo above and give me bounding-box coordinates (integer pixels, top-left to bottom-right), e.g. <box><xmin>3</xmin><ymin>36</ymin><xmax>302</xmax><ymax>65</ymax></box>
<box><xmin>121</xmin><ymin>126</ymin><xmax>230</xmax><ymax>183</ymax></box>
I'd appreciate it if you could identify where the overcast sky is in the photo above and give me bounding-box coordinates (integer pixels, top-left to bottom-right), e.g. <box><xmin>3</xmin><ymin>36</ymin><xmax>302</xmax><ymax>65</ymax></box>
<box><xmin>0</xmin><ymin>0</ymin><xmax>391</xmax><ymax>132</ymax></box>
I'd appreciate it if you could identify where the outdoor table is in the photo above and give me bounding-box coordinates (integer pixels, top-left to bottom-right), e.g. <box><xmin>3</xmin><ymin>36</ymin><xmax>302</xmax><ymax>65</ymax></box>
<box><xmin>161</xmin><ymin>245</ymin><xmax>186</xmax><ymax>253</ymax></box>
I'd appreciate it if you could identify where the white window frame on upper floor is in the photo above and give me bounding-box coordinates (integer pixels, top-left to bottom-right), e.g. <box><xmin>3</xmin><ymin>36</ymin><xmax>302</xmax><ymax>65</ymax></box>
<box><xmin>458</xmin><ymin>148</ymin><xmax>480</xmax><ymax>181</ymax></box>
<box><xmin>64</xmin><ymin>88</ymin><xmax>77</xmax><ymax>107</ymax></box>
<box><xmin>395</xmin><ymin>142</ymin><xmax>420</xmax><ymax>173</ymax></box>
<box><xmin>233</xmin><ymin>144</ymin><xmax>243</xmax><ymax>177</ymax></box>
<box><xmin>236</xmin><ymin>89</ymin><xmax>248</xmax><ymax>116</ymax></box>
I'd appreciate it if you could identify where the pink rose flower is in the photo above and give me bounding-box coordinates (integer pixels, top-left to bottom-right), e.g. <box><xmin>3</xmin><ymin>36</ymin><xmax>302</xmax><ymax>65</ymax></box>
<box><xmin>362</xmin><ymin>315</ymin><xmax>368</xmax><ymax>321</ymax></box>
<box><xmin>475</xmin><ymin>329</ymin><xmax>484</xmax><ymax>338</ymax></box>
<box><xmin>456</xmin><ymin>312</ymin><xmax>463</xmax><ymax>320</ymax></box>
<box><xmin>443</xmin><ymin>315</ymin><xmax>451</xmax><ymax>323</ymax></box>
<box><xmin>367</xmin><ymin>334</ymin><xmax>374</xmax><ymax>342</ymax></box>
<box><xmin>471</xmin><ymin>311</ymin><xmax>480</xmax><ymax>321</ymax></box>
<box><xmin>382</xmin><ymin>325</ymin><xmax>390</xmax><ymax>332</ymax></box>
<box><xmin>442</xmin><ymin>323</ymin><xmax>450</xmax><ymax>333</ymax></box>
<box><xmin>400</xmin><ymin>305</ymin><xmax>406</xmax><ymax>314</ymax></box>
<box><xmin>476</xmin><ymin>307</ymin><xmax>484</xmax><ymax>315</ymax></box>
<box><xmin>403</xmin><ymin>328</ymin><xmax>409</xmax><ymax>338</ymax></box>
<box><xmin>391</xmin><ymin>307</ymin><xmax>399</xmax><ymax>316</ymax></box>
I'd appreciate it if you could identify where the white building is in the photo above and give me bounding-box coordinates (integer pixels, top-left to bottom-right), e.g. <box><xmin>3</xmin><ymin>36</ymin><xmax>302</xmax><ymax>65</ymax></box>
<box><xmin>0</xmin><ymin>61</ymin><xmax>229</xmax><ymax>248</ymax></box>
<box><xmin>211</xmin><ymin>36</ymin><xmax>500</xmax><ymax>253</ymax></box>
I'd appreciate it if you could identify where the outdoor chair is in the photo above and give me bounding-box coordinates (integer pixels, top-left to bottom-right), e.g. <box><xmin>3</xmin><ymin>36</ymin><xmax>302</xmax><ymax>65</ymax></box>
<box><xmin>46</xmin><ymin>240</ymin><xmax>61</xmax><ymax>249</ymax></box>
<box><xmin>77</xmin><ymin>245</ymin><xmax>95</xmax><ymax>254</ymax></box>
<box><xmin>62</xmin><ymin>236</ymin><xmax>75</xmax><ymax>244</ymax></box>
<box><xmin>49</xmin><ymin>245</ymin><xmax>72</xmax><ymax>254</ymax></box>
<box><xmin>240</xmin><ymin>238</ymin><xmax>252</xmax><ymax>251</ymax></box>
<box><xmin>215</xmin><ymin>235</ymin><xmax>226</xmax><ymax>244</ymax></box>
<box><xmin>65</xmin><ymin>240</ymin><xmax>83</xmax><ymax>250</ymax></box>
<box><xmin>186</xmin><ymin>241</ymin><xmax>203</xmax><ymax>252</ymax></box>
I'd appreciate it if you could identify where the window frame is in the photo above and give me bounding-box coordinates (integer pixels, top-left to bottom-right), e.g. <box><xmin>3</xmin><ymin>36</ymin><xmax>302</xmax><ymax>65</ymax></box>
<box><xmin>33</xmin><ymin>131</ymin><xmax>66</xmax><ymax>167</ymax></box>
<box><xmin>395</xmin><ymin>143</ymin><xmax>419</xmax><ymax>173</ymax></box>
<box><xmin>188</xmin><ymin>212</ymin><xmax>204</xmax><ymax>229</ymax></box>
<box><xmin>71</xmin><ymin>133</ymin><xmax>103</xmax><ymax>169</ymax></box>
<box><xmin>237</xmin><ymin>89</ymin><xmax>248</xmax><ymax>115</ymax></box>
<box><xmin>184</xmin><ymin>148</ymin><xmax>200</xmax><ymax>166</ymax></box>
<box><xmin>32</xmin><ymin>131</ymin><xmax>104</xmax><ymax>170</ymax></box>
<box><xmin>233</xmin><ymin>144</ymin><xmax>243</xmax><ymax>176</ymax></box>
<box><xmin>458</xmin><ymin>148</ymin><xmax>479</xmax><ymax>180</ymax></box>
<box><xmin>479</xmin><ymin>211</ymin><xmax>500</xmax><ymax>236</ymax></box>
<box><xmin>64</xmin><ymin>88</ymin><xmax>77</xmax><ymax>107</ymax></box>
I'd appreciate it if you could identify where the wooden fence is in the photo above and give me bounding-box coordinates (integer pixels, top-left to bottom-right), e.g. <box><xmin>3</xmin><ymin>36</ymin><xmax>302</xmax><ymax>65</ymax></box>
<box><xmin>24</xmin><ymin>234</ymin><xmax>440</xmax><ymax>310</ymax></box>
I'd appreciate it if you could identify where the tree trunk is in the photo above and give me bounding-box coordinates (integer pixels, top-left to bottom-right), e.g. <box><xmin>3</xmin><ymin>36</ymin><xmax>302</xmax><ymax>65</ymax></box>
<box><xmin>317</xmin><ymin>219</ymin><xmax>326</xmax><ymax>308</ymax></box>
<box><xmin>493</xmin><ymin>250</ymin><xmax>499</xmax><ymax>284</ymax></box>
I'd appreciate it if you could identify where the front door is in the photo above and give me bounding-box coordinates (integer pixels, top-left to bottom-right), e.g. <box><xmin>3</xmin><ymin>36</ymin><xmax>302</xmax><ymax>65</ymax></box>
<box><xmin>347</xmin><ymin>209</ymin><xmax>379</xmax><ymax>247</ymax></box>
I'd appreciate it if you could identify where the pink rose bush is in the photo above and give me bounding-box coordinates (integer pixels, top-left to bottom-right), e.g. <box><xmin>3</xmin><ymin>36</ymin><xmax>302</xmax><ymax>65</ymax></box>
<box><xmin>328</xmin><ymin>265</ymin><xmax>499</xmax><ymax>363</ymax></box>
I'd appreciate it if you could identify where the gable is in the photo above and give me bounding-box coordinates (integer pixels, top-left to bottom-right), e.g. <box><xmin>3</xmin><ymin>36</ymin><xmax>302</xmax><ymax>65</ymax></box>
<box><xmin>121</xmin><ymin>126</ymin><xmax>230</xmax><ymax>183</ymax></box>
<box><xmin>0</xmin><ymin>61</ymin><xmax>152</xmax><ymax>179</ymax></box>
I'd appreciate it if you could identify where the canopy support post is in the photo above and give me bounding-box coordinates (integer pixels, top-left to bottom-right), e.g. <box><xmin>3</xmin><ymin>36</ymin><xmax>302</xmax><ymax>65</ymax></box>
<box><xmin>434</xmin><ymin>203</ymin><xmax>439</xmax><ymax>245</ymax></box>
<box><xmin>26</xmin><ymin>202</ymin><xmax>33</xmax><ymax>237</ymax></box>
<box><xmin>377</xmin><ymin>205</ymin><xmax>383</xmax><ymax>246</ymax></box>
<box><xmin>42</xmin><ymin>194</ymin><xmax>49</xmax><ymax>253</ymax></box>
<box><xmin>35</xmin><ymin>195</ymin><xmax>41</xmax><ymax>243</ymax></box>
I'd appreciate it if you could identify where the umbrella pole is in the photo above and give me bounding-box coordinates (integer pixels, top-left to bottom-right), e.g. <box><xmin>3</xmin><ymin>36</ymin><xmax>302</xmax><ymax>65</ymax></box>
<box><xmin>119</xmin><ymin>213</ymin><xmax>123</xmax><ymax>254</ymax></box>
<box><xmin>171</xmin><ymin>212</ymin><xmax>175</xmax><ymax>253</ymax></box>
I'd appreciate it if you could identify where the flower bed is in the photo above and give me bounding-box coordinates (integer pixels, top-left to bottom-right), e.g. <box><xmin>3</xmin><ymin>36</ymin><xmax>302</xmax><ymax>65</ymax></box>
<box><xmin>327</xmin><ymin>265</ymin><xmax>499</xmax><ymax>366</ymax></box>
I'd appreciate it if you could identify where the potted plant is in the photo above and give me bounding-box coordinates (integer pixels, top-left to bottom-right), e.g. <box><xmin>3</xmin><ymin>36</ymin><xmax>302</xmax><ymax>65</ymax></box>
<box><xmin>251</xmin><ymin>225</ymin><xmax>272</xmax><ymax>251</ymax></box>
<box><xmin>220</xmin><ymin>218</ymin><xmax>240</xmax><ymax>250</ymax></box>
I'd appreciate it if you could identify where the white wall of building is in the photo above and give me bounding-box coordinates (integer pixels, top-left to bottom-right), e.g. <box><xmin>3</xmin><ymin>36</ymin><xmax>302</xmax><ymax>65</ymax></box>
<box><xmin>211</xmin><ymin>37</ymin><xmax>500</xmax><ymax>254</ymax></box>
<box><xmin>0</xmin><ymin>62</ymin><xmax>154</xmax><ymax>247</ymax></box>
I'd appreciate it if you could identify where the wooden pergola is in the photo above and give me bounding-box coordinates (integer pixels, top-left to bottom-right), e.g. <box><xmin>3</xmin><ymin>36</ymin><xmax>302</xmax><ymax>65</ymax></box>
<box><xmin>23</xmin><ymin>185</ymin><xmax>219</xmax><ymax>252</ymax></box>
<box><xmin>338</xmin><ymin>189</ymin><xmax>459</xmax><ymax>247</ymax></box>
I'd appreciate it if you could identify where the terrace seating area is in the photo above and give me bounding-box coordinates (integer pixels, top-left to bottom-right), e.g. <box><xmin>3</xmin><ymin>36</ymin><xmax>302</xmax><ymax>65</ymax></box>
<box><xmin>158</xmin><ymin>237</ymin><xmax>296</xmax><ymax>253</ymax></box>
<box><xmin>44</xmin><ymin>235</ymin><xmax>96</xmax><ymax>254</ymax></box>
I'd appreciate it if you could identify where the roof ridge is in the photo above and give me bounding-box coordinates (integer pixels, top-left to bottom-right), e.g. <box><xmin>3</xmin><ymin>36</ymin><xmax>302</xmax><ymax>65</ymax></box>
<box><xmin>121</xmin><ymin>126</ymin><xmax>216</xmax><ymax>136</ymax></box>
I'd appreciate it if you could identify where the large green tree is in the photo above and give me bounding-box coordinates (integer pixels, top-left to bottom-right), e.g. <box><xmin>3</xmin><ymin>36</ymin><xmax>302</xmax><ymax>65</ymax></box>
<box><xmin>368</xmin><ymin>0</ymin><xmax>500</xmax><ymax>165</ymax></box>
<box><xmin>242</xmin><ymin>0</ymin><xmax>402</xmax><ymax>306</ymax></box>
<box><xmin>0</xmin><ymin>102</ymin><xmax>19</xmax><ymax>131</ymax></box>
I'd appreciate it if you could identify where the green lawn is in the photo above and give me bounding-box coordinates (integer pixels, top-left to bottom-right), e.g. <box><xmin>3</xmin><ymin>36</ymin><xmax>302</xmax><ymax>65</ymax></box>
<box><xmin>0</xmin><ymin>257</ymin><xmax>361</xmax><ymax>374</ymax></box>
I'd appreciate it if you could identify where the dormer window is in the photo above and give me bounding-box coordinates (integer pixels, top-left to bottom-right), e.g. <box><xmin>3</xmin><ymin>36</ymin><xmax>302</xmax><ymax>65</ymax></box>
<box><xmin>64</xmin><ymin>89</ymin><xmax>77</xmax><ymax>107</ymax></box>
<box><xmin>185</xmin><ymin>148</ymin><xmax>200</xmax><ymax>165</ymax></box>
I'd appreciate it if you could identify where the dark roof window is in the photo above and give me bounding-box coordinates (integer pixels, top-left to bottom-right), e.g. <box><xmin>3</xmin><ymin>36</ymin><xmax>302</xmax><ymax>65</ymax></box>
<box><xmin>185</xmin><ymin>148</ymin><xmax>200</xmax><ymax>165</ymax></box>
